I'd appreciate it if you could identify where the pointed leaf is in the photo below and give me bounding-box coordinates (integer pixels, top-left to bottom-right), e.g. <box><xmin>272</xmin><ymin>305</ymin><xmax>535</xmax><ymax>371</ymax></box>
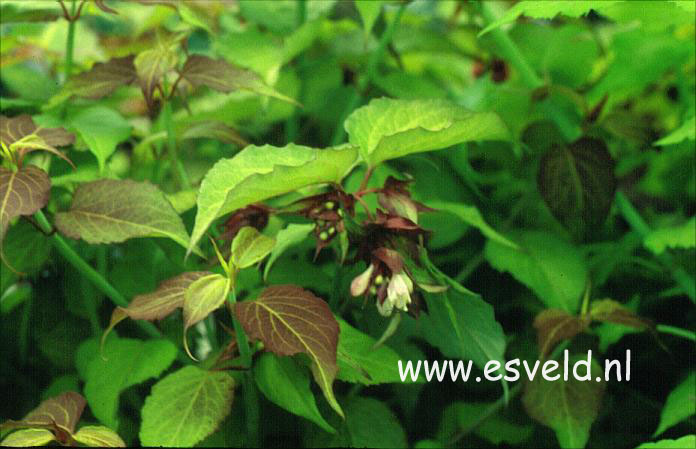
<box><xmin>22</xmin><ymin>392</ymin><xmax>86</xmax><ymax>434</ymax></box>
<box><xmin>234</xmin><ymin>285</ymin><xmax>342</xmax><ymax>417</ymax></box>
<box><xmin>428</xmin><ymin>200</ymin><xmax>519</xmax><ymax>249</ymax></box>
<box><xmin>344</xmin><ymin>98</ymin><xmax>510</xmax><ymax>167</ymax></box>
<box><xmin>140</xmin><ymin>366</ymin><xmax>235</xmax><ymax>447</ymax></box>
<box><xmin>336</xmin><ymin>318</ymin><xmax>420</xmax><ymax>384</ymax></box>
<box><xmin>254</xmin><ymin>353</ymin><xmax>335</xmax><ymax>433</ymax></box>
<box><xmin>189</xmin><ymin>143</ymin><xmax>358</xmax><ymax>254</ymax></box>
<box><xmin>62</xmin><ymin>56</ymin><xmax>137</xmax><ymax>100</ymax></box>
<box><xmin>654</xmin><ymin>373</ymin><xmax>696</xmax><ymax>436</ymax></box>
<box><xmin>420</xmin><ymin>289</ymin><xmax>506</xmax><ymax>372</ymax></box>
<box><xmin>655</xmin><ymin>116</ymin><xmax>695</xmax><ymax>146</ymax></box>
<box><xmin>0</xmin><ymin>429</ymin><xmax>55</xmax><ymax>447</ymax></box>
<box><xmin>589</xmin><ymin>299</ymin><xmax>653</xmax><ymax>330</ymax></box>
<box><xmin>263</xmin><ymin>223</ymin><xmax>314</xmax><ymax>281</ymax></box>
<box><xmin>0</xmin><ymin>166</ymin><xmax>50</xmax><ymax>243</ymax></box>
<box><xmin>1</xmin><ymin>115</ymin><xmax>74</xmax><ymax>149</ymax></box>
<box><xmin>485</xmin><ymin>231</ymin><xmax>588</xmax><ymax>312</ymax></box>
<box><xmin>134</xmin><ymin>43</ymin><xmax>178</xmax><ymax>105</ymax></box>
<box><xmin>230</xmin><ymin>226</ymin><xmax>275</xmax><ymax>269</ymax></box>
<box><xmin>181</xmin><ymin>54</ymin><xmax>299</xmax><ymax>105</ymax></box>
<box><xmin>179</xmin><ymin>120</ymin><xmax>248</xmax><ymax>146</ymax></box>
<box><xmin>70</xmin><ymin>106</ymin><xmax>132</xmax><ymax>172</ymax></box>
<box><xmin>182</xmin><ymin>274</ymin><xmax>229</xmax><ymax>357</ymax></box>
<box><xmin>534</xmin><ymin>309</ymin><xmax>589</xmax><ymax>357</ymax></box>
<box><xmin>72</xmin><ymin>426</ymin><xmax>125</xmax><ymax>447</ymax></box>
<box><xmin>79</xmin><ymin>336</ymin><xmax>177</xmax><ymax>430</ymax></box>
<box><xmin>355</xmin><ymin>1</ymin><xmax>383</xmax><ymax>39</ymax></box>
<box><xmin>523</xmin><ymin>355</ymin><xmax>605</xmax><ymax>449</ymax></box>
<box><xmin>537</xmin><ymin>137</ymin><xmax>616</xmax><ymax>235</ymax></box>
<box><xmin>637</xmin><ymin>435</ymin><xmax>696</xmax><ymax>449</ymax></box>
<box><xmin>54</xmin><ymin>179</ymin><xmax>192</xmax><ymax>251</ymax></box>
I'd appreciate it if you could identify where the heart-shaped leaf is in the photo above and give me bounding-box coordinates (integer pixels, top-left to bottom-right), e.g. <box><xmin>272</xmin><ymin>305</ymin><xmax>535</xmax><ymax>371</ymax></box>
<box><xmin>139</xmin><ymin>366</ymin><xmax>235</xmax><ymax>447</ymax></box>
<box><xmin>55</xmin><ymin>179</ymin><xmax>193</xmax><ymax>252</ymax></box>
<box><xmin>234</xmin><ymin>285</ymin><xmax>342</xmax><ymax>417</ymax></box>
<box><xmin>344</xmin><ymin>98</ymin><xmax>510</xmax><ymax>167</ymax></box>
<box><xmin>183</xmin><ymin>273</ymin><xmax>230</xmax><ymax>358</ymax></box>
<box><xmin>0</xmin><ymin>166</ymin><xmax>50</xmax><ymax>244</ymax></box>
<box><xmin>189</xmin><ymin>143</ymin><xmax>358</xmax><ymax>254</ymax></box>
<box><xmin>230</xmin><ymin>226</ymin><xmax>275</xmax><ymax>269</ymax></box>
<box><xmin>522</xmin><ymin>355</ymin><xmax>605</xmax><ymax>449</ymax></box>
<box><xmin>73</xmin><ymin>426</ymin><xmax>126</xmax><ymax>447</ymax></box>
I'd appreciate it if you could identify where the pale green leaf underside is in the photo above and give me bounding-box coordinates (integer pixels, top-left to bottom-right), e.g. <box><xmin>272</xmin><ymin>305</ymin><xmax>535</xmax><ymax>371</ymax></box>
<box><xmin>336</xmin><ymin>318</ymin><xmax>422</xmax><ymax>384</ymax></box>
<box><xmin>189</xmin><ymin>143</ymin><xmax>358</xmax><ymax>254</ymax></box>
<box><xmin>654</xmin><ymin>373</ymin><xmax>696</xmax><ymax>436</ymax></box>
<box><xmin>485</xmin><ymin>231</ymin><xmax>588</xmax><ymax>312</ymax></box>
<box><xmin>73</xmin><ymin>426</ymin><xmax>126</xmax><ymax>447</ymax></box>
<box><xmin>231</xmin><ymin>226</ymin><xmax>275</xmax><ymax>269</ymax></box>
<box><xmin>139</xmin><ymin>366</ymin><xmax>235</xmax><ymax>447</ymax></box>
<box><xmin>183</xmin><ymin>274</ymin><xmax>229</xmax><ymax>332</ymax></box>
<box><xmin>644</xmin><ymin>217</ymin><xmax>696</xmax><ymax>254</ymax></box>
<box><xmin>344</xmin><ymin>98</ymin><xmax>511</xmax><ymax>167</ymax></box>
<box><xmin>0</xmin><ymin>428</ymin><xmax>55</xmax><ymax>447</ymax></box>
<box><xmin>655</xmin><ymin>116</ymin><xmax>695</xmax><ymax>146</ymax></box>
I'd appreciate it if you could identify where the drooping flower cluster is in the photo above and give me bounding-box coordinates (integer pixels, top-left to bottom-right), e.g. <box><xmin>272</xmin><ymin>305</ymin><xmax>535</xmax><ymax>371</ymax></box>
<box><xmin>351</xmin><ymin>248</ymin><xmax>415</xmax><ymax>316</ymax></box>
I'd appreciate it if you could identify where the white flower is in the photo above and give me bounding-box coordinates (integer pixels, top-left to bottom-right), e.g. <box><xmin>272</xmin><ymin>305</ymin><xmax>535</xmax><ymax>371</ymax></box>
<box><xmin>377</xmin><ymin>271</ymin><xmax>413</xmax><ymax>316</ymax></box>
<box><xmin>350</xmin><ymin>263</ymin><xmax>375</xmax><ymax>297</ymax></box>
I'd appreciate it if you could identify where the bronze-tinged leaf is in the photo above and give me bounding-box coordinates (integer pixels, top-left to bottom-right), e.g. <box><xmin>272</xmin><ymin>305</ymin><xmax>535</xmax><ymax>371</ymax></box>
<box><xmin>104</xmin><ymin>271</ymin><xmax>212</xmax><ymax>344</ymax></box>
<box><xmin>54</xmin><ymin>179</ymin><xmax>192</xmax><ymax>251</ymax></box>
<box><xmin>537</xmin><ymin>137</ymin><xmax>616</xmax><ymax>236</ymax></box>
<box><xmin>94</xmin><ymin>0</ymin><xmax>119</xmax><ymax>14</ymax></box>
<box><xmin>0</xmin><ymin>115</ymin><xmax>75</xmax><ymax>166</ymax></box>
<box><xmin>522</xmin><ymin>355</ymin><xmax>606</xmax><ymax>448</ymax></box>
<box><xmin>0</xmin><ymin>166</ymin><xmax>50</xmax><ymax>243</ymax></box>
<box><xmin>134</xmin><ymin>43</ymin><xmax>178</xmax><ymax>108</ymax></box>
<box><xmin>589</xmin><ymin>299</ymin><xmax>653</xmax><ymax>330</ymax></box>
<box><xmin>180</xmin><ymin>120</ymin><xmax>249</xmax><ymax>147</ymax></box>
<box><xmin>180</xmin><ymin>54</ymin><xmax>299</xmax><ymax>105</ymax></box>
<box><xmin>65</xmin><ymin>56</ymin><xmax>136</xmax><ymax>100</ymax></box>
<box><xmin>22</xmin><ymin>392</ymin><xmax>86</xmax><ymax>434</ymax></box>
<box><xmin>0</xmin><ymin>115</ymin><xmax>36</xmax><ymax>147</ymax></box>
<box><xmin>533</xmin><ymin>309</ymin><xmax>589</xmax><ymax>357</ymax></box>
<box><xmin>234</xmin><ymin>285</ymin><xmax>343</xmax><ymax>417</ymax></box>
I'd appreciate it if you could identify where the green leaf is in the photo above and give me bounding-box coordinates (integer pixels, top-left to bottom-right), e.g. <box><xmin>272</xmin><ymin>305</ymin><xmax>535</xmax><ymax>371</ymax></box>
<box><xmin>1</xmin><ymin>115</ymin><xmax>74</xmax><ymax>163</ymax></box>
<box><xmin>230</xmin><ymin>226</ymin><xmax>275</xmax><ymax>269</ymax></box>
<box><xmin>235</xmin><ymin>285</ymin><xmax>342</xmax><ymax>417</ymax></box>
<box><xmin>181</xmin><ymin>54</ymin><xmax>299</xmax><ymax>105</ymax></box>
<box><xmin>134</xmin><ymin>41</ymin><xmax>178</xmax><ymax>105</ymax></box>
<box><xmin>437</xmin><ymin>402</ymin><xmax>533</xmax><ymax>445</ymax></box>
<box><xmin>0</xmin><ymin>165</ymin><xmax>50</xmax><ymax>244</ymax></box>
<box><xmin>655</xmin><ymin>116</ymin><xmax>695</xmax><ymax>146</ymax></box>
<box><xmin>263</xmin><ymin>223</ymin><xmax>314</xmax><ymax>281</ymax></box>
<box><xmin>139</xmin><ymin>366</ymin><xmax>235</xmax><ymax>447</ymax></box>
<box><xmin>537</xmin><ymin>137</ymin><xmax>616</xmax><ymax>236</ymax></box>
<box><xmin>344</xmin><ymin>98</ymin><xmax>510</xmax><ymax>167</ymax></box>
<box><xmin>484</xmin><ymin>231</ymin><xmax>588</xmax><ymax>312</ymax></box>
<box><xmin>522</xmin><ymin>355</ymin><xmax>606</xmax><ymax>449</ymax></box>
<box><xmin>479</xmin><ymin>1</ymin><xmax>621</xmax><ymax>36</ymax></box>
<box><xmin>72</xmin><ymin>426</ymin><xmax>125</xmax><ymax>447</ymax></box>
<box><xmin>336</xmin><ymin>318</ymin><xmax>421</xmax><ymax>384</ymax></box>
<box><xmin>182</xmin><ymin>273</ymin><xmax>229</xmax><ymax>358</ymax></box>
<box><xmin>179</xmin><ymin>120</ymin><xmax>248</xmax><ymax>146</ymax></box>
<box><xmin>637</xmin><ymin>435</ymin><xmax>696</xmax><ymax>449</ymax></box>
<box><xmin>253</xmin><ymin>353</ymin><xmax>334</xmax><ymax>433</ymax></box>
<box><xmin>1</xmin><ymin>221</ymin><xmax>51</xmax><ymax>293</ymax></box>
<box><xmin>0</xmin><ymin>429</ymin><xmax>55</xmax><ymax>447</ymax></box>
<box><xmin>355</xmin><ymin>0</ymin><xmax>383</xmax><ymax>40</ymax></box>
<box><xmin>78</xmin><ymin>336</ymin><xmax>177</xmax><ymax>430</ymax></box>
<box><xmin>189</xmin><ymin>143</ymin><xmax>358</xmax><ymax>254</ymax></box>
<box><xmin>654</xmin><ymin>373</ymin><xmax>696</xmax><ymax>436</ymax></box>
<box><xmin>644</xmin><ymin>217</ymin><xmax>696</xmax><ymax>254</ymax></box>
<box><xmin>55</xmin><ymin>179</ymin><xmax>193</xmax><ymax>252</ymax></box>
<box><xmin>70</xmin><ymin>106</ymin><xmax>132</xmax><ymax>172</ymax></box>
<box><xmin>427</xmin><ymin>200</ymin><xmax>519</xmax><ymax>249</ymax></box>
<box><xmin>420</xmin><ymin>289</ymin><xmax>506</xmax><ymax>372</ymax></box>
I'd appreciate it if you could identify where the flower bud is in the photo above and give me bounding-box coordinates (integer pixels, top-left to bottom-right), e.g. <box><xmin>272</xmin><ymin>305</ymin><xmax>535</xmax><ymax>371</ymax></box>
<box><xmin>350</xmin><ymin>263</ymin><xmax>375</xmax><ymax>297</ymax></box>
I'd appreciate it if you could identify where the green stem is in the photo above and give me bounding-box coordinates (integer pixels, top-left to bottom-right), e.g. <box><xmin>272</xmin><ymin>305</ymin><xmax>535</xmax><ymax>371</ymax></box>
<box><xmin>227</xmin><ymin>288</ymin><xmax>252</xmax><ymax>368</ymax></box>
<box><xmin>615</xmin><ymin>191</ymin><xmax>696</xmax><ymax>302</ymax></box>
<box><xmin>477</xmin><ymin>1</ymin><xmax>542</xmax><ymax>89</ymax></box>
<box><xmin>284</xmin><ymin>0</ymin><xmax>307</xmax><ymax>143</ymax></box>
<box><xmin>242</xmin><ymin>373</ymin><xmax>260</xmax><ymax>447</ymax></box>
<box><xmin>33</xmin><ymin>210</ymin><xmax>162</xmax><ymax>338</ymax></box>
<box><xmin>64</xmin><ymin>0</ymin><xmax>77</xmax><ymax>83</ymax></box>
<box><xmin>161</xmin><ymin>79</ymin><xmax>190</xmax><ymax>189</ymax></box>
<box><xmin>656</xmin><ymin>324</ymin><xmax>696</xmax><ymax>342</ymax></box>
<box><xmin>19</xmin><ymin>296</ymin><xmax>32</xmax><ymax>364</ymax></box>
<box><xmin>330</xmin><ymin>3</ymin><xmax>407</xmax><ymax>145</ymax></box>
